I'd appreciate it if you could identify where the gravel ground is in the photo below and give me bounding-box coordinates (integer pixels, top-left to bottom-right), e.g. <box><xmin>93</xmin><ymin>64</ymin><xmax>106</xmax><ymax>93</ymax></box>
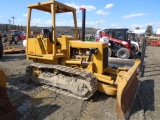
<box><xmin>0</xmin><ymin>43</ymin><xmax>160</xmax><ymax>120</ymax></box>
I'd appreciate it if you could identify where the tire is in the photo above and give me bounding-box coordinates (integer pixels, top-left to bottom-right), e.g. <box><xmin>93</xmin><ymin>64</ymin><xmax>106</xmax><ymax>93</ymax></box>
<box><xmin>20</xmin><ymin>50</ymin><xmax>25</xmax><ymax>53</ymax></box>
<box><xmin>0</xmin><ymin>38</ymin><xmax>3</xmax><ymax>58</ymax></box>
<box><xmin>108</xmin><ymin>47</ymin><xmax>112</xmax><ymax>57</ymax></box>
<box><xmin>117</xmin><ymin>48</ymin><xmax>130</xmax><ymax>59</ymax></box>
<box><xmin>9</xmin><ymin>36</ymin><xmax>13</xmax><ymax>44</ymax></box>
<box><xmin>131</xmin><ymin>44</ymin><xmax>138</xmax><ymax>52</ymax></box>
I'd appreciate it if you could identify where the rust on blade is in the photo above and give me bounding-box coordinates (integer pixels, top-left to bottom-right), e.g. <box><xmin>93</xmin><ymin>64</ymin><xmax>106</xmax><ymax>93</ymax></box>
<box><xmin>116</xmin><ymin>59</ymin><xmax>141</xmax><ymax>120</ymax></box>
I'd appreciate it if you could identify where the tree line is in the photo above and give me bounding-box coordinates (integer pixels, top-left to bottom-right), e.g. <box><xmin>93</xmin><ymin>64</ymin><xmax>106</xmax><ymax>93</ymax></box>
<box><xmin>0</xmin><ymin>24</ymin><xmax>97</xmax><ymax>35</ymax></box>
<box><xmin>136</xmin><ymin>25</ymin><xmax>156</xmax><ymax>36</ymax></box>
<box><xmin>0</xmin><ymin>24</ymin><xmax>25</xmax><ymax>32</ymax></box>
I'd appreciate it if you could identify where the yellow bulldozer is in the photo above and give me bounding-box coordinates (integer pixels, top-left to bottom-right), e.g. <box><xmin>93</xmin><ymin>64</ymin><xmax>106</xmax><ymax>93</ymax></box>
<box><xmin>25</xmin><ymin>1</ymin><xmax>141</xmax><ymax>119</ymax></box>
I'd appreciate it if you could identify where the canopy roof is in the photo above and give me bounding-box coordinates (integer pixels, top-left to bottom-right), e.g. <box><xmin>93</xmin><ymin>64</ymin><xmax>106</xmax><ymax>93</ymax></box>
<box><xmin>28</xmin><ymin>0</ymin><xmax>76</xmax><ymax>13</ymax></box>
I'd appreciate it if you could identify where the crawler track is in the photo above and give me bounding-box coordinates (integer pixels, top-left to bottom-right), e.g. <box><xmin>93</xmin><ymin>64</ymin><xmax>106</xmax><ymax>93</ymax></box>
<box><xmin>26</xmin><ymin>63</ymin><xmax>98</xmax><ymax>100</ymax></box>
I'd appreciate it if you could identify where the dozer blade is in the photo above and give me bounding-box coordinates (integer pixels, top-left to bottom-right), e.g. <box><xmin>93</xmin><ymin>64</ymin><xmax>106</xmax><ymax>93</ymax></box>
<box><xmin>0</xmin><ymin>70</ymin><xmax>19</xmax><ymax>119</ymax></box>
<box><xmin>116</xmin><ymin>59</ymin><xmax>141</xmax><ymax>120</ymax></box>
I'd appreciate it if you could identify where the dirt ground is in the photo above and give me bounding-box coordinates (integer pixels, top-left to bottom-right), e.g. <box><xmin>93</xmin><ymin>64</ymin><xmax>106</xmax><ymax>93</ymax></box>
<box><xmin>0</xmin><ymin>43</ymin><xmax>160</xmax><ymax>120</ymax></box>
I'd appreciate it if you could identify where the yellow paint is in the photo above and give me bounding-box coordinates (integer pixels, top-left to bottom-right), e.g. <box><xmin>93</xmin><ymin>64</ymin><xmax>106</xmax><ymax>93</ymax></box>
<box><xmin>94</xmin><ymin>73</ymin><xmax>115</xmax><ymax>85</ymax></box>
<box><xmin>98</xmin><ymin>82</ymin><xmax>117</xmax><ymax>95</ymax></box>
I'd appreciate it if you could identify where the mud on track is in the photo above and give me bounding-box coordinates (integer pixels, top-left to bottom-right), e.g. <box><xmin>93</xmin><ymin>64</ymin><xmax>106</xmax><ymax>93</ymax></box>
<box><xmin>0</xmin><ymin>44</ymin><xmax>160</xmax><ymax>120</ymax></box>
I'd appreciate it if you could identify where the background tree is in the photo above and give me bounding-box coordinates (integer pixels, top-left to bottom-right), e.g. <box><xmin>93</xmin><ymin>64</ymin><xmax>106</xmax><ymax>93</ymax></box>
<box><xmin>145</xmin><ymin>25</ymin><xmax>153</xmax><ymax>36</ymax></box>
<box><xmin>20</xmin><ymin>25</ymin><xmax>24</xmax><ymax>31</ymax></box>
<box><xmin>135</xmin><ymin>27</ymin><xmax>140</xmax><ymax>29</ymax></box>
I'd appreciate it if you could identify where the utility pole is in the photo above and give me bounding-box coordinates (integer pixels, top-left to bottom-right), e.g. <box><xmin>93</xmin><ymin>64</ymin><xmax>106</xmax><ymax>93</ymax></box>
<box><xmin>11</xmin><ymin>16</ymin><xmax>15</xmax><ymax>25</ymax></box>
<box><xmin>98</xmin><ymin>20</ymin><xmax>99</xmax><ymax>29</ymax></box>
<box><xmin>9</xmin><ymin>19</ymin><xmax>12</xmax><ymax>24</ymax></box>
<box><xmin>8</xmin><ymin>19</ymin><xmax>12</xmax><ymax>30</ymax></box>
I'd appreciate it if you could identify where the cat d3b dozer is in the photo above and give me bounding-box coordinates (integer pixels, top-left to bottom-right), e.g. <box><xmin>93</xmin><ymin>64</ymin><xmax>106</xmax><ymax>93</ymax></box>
<box><xmin>26</xmin><ymin>1</ymin><xmax>141</xmax><ymax>119</ymax></box>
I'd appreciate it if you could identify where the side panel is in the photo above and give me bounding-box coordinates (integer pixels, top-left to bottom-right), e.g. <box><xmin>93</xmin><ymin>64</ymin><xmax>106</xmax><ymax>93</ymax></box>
<box><xmin>27</xmin><ymin>38</ymin><xmax>36</xmax><ymax>55</ymax></box>
<box><xmin>27</xmin><ymin>38</ymin><xmax>44</xmax><ymax>55</ymax></box>
<box><xmin>27</xmin><ymin>38</ymin><xmax>53</xmax><ymax>55</ymax></box>
<box><xmin>93</xmin><ymin>43</ymin><xmax>108</xmax><ymax>74</ymax></box>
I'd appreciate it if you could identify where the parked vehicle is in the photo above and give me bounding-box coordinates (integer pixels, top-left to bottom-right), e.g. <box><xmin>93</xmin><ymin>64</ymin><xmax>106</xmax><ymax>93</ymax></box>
<box><xmin>128</xmin><ymin>32</ymin><xmax>141</xmax><ymax>54</ymax></box>
<box><xmin>96</xmin><ymin>28</ymin><xmax>141</xmax><ymax>59</ymax></box>
<box><xmin>7</xmin><ymin>30</ymin><xmax>26</xmax><ymax>44</ymax></box>
<box><xmin>1</xmin><ymin>33</ymin><xmax>8</xmax><ymax>43</ymax></box>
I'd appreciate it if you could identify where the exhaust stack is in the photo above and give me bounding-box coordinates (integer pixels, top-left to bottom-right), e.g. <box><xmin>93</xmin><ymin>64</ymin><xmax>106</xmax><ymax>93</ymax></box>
<box><xmin>80</xmin><ymin>8</ymin><xmax>86</xmax><ymax>41</ymax></box>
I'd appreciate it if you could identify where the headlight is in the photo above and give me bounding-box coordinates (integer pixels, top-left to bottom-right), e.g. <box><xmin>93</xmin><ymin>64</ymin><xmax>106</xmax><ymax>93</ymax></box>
<box><xmin>122</xmin><ymin>41</ymin><xmax>127</xmax><ymax>44</ymax></box>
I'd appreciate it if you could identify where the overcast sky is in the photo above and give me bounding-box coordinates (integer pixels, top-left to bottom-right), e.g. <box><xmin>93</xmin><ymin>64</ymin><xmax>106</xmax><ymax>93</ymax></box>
<box><xmin>0</xmin><ymin>0</ymin><xmax>160</xmax><ymax>31</ymax></box>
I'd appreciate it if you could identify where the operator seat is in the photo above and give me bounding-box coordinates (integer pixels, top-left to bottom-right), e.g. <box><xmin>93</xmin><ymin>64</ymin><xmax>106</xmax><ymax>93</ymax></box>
<box><xmin>42</xmin><ymin>29</ymin><xmax>61</xmax><ymax>45</ymax></box>
<box><xmin>42</xmin><ymin>29</ymin><xmax>52</xmax><ymax>42</ymax></box>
